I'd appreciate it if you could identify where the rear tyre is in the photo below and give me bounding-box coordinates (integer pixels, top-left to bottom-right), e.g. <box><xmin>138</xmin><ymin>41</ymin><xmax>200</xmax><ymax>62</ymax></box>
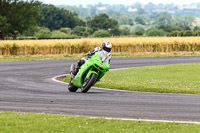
<box><xmin>81</xmin><ymin>73</ymin><xmax>97</xmax><ymax>93</ymax></box>
<box><xmin>68</xmin><ymin>79</ymin><xmax>78</xmax><ymax>92</ymax></box>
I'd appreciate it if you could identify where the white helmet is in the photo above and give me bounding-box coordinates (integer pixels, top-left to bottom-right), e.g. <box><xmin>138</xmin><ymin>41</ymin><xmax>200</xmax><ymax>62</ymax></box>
<box><xmin>101</xmin><ymin>41</ymin><xmax>112</xmax><ymax>52</ymax></box>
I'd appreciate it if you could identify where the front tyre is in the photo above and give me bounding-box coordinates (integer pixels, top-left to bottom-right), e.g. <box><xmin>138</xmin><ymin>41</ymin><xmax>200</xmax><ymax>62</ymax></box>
<box><xmin>81</xmin><ymin>73</ymin><xmax>97</xmax><ymax>93</ymax></box>
<box><xmin>68</xmin><ymin>79</ymin><xmax>78</xmax><ymax>92</ymax></box>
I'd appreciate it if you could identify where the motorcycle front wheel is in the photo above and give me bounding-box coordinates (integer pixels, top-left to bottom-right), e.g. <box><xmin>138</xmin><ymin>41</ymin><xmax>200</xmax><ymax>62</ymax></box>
<box><xmin>81</xmin><ymin>73</ymin><xmax>97</xmax><ymax>93</ymax></box>
<box><xmin>68</xmin><ymin>79</ymin><xmax>78</xmax><ymax>92</ymax></box>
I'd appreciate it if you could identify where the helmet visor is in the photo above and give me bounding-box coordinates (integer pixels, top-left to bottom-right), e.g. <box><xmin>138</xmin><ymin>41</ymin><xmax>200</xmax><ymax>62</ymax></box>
<box><xmin>103</xmin><ymin>47</ymin><xmax>111</xmax><ymax>52</ymax></box>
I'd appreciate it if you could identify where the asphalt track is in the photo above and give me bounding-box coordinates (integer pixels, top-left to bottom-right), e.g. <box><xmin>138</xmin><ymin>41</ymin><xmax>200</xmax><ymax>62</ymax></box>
<box><xmin>1</xmin><ymin>56</ymin><xmax>200</xmax><ymax>123</ymax></box>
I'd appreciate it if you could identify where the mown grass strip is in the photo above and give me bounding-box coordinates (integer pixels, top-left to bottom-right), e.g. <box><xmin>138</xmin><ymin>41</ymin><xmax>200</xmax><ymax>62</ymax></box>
<box><xmin>0</xmin><ymin>56</ymin><xmax>79</xmax><ymax>61</ymax></box>
<box><xmin>64</xmin><ymin>63</ymin><xmax>200</xmax><ymax>94</ymax></box>
<box><xmin>0</xmin><ymin>112</ymin><xmax>199</xmax><ymax>133</ymax></box>
<box><xmin>1</xmin><ymin>52</ymin><xmax>200</xmax><ymax>61</ymax></box>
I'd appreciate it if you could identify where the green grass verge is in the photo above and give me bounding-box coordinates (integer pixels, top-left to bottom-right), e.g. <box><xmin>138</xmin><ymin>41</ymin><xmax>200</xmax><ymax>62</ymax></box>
<box><xmin>64</xmin><ymin>63</ymin><xmax>200</xmax><ymax>94</ymax></box>
<box><xmin>0</xmin><ymin>56</ymin><xmax>80</xmax><ymax>61</ymax></box>
<box><xmin>0</xmin><ymin>112</ymin><xmax>199</xmax><ymax>133</ymax></box>
<box><xmin>112</xmin><ymin>52</ymin><xmax>200</xmax><ymax>58</ymax></box>
<box><xmin>1</xmin><ymin>52</ymin><xmax>200</xmax><ymax>61</ymax></box>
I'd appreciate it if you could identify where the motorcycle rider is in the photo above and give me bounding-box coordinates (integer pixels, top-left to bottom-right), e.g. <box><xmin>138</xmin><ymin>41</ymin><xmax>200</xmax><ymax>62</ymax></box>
<box><xmin>71</xmin><ymin>40</ymin><xmax>112</xmax><ymax>76</ymax></box>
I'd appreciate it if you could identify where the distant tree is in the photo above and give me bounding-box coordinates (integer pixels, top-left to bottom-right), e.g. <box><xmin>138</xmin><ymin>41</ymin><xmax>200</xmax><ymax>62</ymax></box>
<box><xmin>168</xmin><ymin>31</ymin><xmax>180</xmax><ymax>37</ymax></box>
<box><xmin>59</xmin><ymin>28</ymin><xmax>72</xmax><ymax>34</ymax></box>
<box><xmin>153</xmin><ymin>12</ymin><xmax>172</xmax><ymax>26</ymax></box>
<box><xmin>128</xmin><ymin>18</ymin><xmax>134</xmax><ymax>26</ymax></box>
<box><xmin>135</xmin><ymin>30</ymin><xmax>144</xmax><ymax>36</ymax></box>
<box><xmin>38</xmin><ymin>4</ymin><xmax>85</xmax><ymax>31</ymax></box>
<box><xmin>193</xmin><ymin>26</ymin><xmax>200</xmax><ymax>31</ymax></box>
<box><xmin>177</xmin><ymin>25</ymin><xmax>191</xmax><ymax>31</ymax></box>
<box><xmin>178</xmin><ymin>31</ymin><xmax>185</xmax><ymax>37</ymax></box>
<box><xmin>35</xmin><ymin>27</ymin><xmax>51</xmax><ymax>38</ymax></box>
<box><xmin>86</xmin><ymin>27</ymin><xmax>93</xmax><ymax>34</ymax></box>
<box><xmin>146</xmin><ymin>28</ymin><xmax>166</xmax><ymax>36</ymax></box>
<box><xmin>119</xmin><ymin>16</ymin><xmax>134</xmax><ymax>25</ymax></box>
<box><xmin>120</xmin><ymin>25</ymin><xmax>131</xmax><ymax>35</ymax></box>
<box><xmin>0</xmin><ymin>16</ymin><xmax>9</xmax><ymax>39</ymax></box>
<box><xmin>62</xmin><ymin>6</ymin><xmax>89</xmax><ymax>18</ymax></box>
<box><xmin>196</xmin><ymin>30</ymin><xmax>200</xmax><ymax>36</ymax></box>
<box><xmin>168</xmin><ymin>30</ymin><xmax>196</xmax><ymax>37</ymax></box>
<box><xmin>172</xmin><ymin>16</ymin><xmax>185</xmax><ymax>26</ymax></box>
<box><xmin>130</xmin><ymin>24</ymin><xmax>145</xmax><ymax>34</ymax></box>
<box><xmin>183</xmin><ymin>15</ymin><xmax>195</xmax><ymax>27</ymax></box>
<box><xmin>73</xmin><ymin>26</ymin><xmax>85</xmax><ymax>36</ymax></box>
<box><xmin>73</xmin><ymin>26</ymin><xmax>93</xmax><ymax>36</ymax></box>
<box><xmin>88</xmin><ymin>13</ymin><xmax>119</xmax><ymax>32</ymax></box>
<box><xmin>89</xmin><ymin>7</ymin><xmax>97</xmax><ymax>17</ymax></box>
<box><xmin>109</xmin><ymin>27</ymin><xmax>121</xmax><ymax>36</ymax></box>
<box><xmin>172</xmin><ymin>15</ymin><xmax>195</xmax><ymax>27</ymax></box>
<box><xmin>183</xmin><ymin>30</ymin><xmax>195</xmax><ymax>36</ymax></box>
<box><xmin>0</xmin><ymin>0</ymin><xmax>41</xmax><ymax>39</ymax></box>
<box><xmin>150</xmin><ymin>12</ymin><xmax>160</xmax><ymax>20</ymax></box>
<box><xmin>135</xmin><ymin>17</ymin><xmax>146</xmax><ymax>25</ymax></box>
<box><xmin>144</xmin><ymin>2</ymin><xmax>156</xmax><ymax>12</ymax></box>
<box><xmin>51</xmin><ymin>30</ymin><xmax>68</xmax><ymax>38</ymax></box>
<box><xmin>157</xmin><ymin>25</ymin><xmax>182</xmax><ymax>33</ymax></box>
<box><xmin>136</xmin><ymin>8</ymin><xmax>147</xmax><ymax>15</ymax></box>
<box><xmin>93</xmin><ymin>30</ymin><xmax>111</xmax><ymax>37</ymax></box>
<box><xmin>22</xmin><ymin>26</ymin><xmax>40</xmax><ymax>36</ymax></box>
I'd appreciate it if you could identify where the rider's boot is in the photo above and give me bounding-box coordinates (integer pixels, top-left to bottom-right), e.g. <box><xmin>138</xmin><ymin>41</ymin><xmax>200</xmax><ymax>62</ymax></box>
<box><xmin>70</xmin><ymin>64</ymin><xmax>76</xmax><ymax>78</ymax></box>
<box><xmin>71</xmin><ymin>59</ymin><xmax>85</xmax><ymax>77</ymax></box>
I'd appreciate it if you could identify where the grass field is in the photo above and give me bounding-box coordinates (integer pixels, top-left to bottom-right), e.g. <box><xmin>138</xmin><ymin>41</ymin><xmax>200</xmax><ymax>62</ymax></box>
<box><xmin>64</xmin><ymin>62</ymin><xmax>200</xmax><ymax>94</ymax></box>
<box><xmin>1</xmin><ymin>37</ymin><xmax>200</xmax><ymax>57</ymax></box>
<box><xmin>0</xmin><ymin>112</ymin><xmax>199</xmax><ymax>133</ymax></box>
<box><xmin>0</xmin><ymin>55</ymin><xmax>80</xmax><ymax>61</ymax></box>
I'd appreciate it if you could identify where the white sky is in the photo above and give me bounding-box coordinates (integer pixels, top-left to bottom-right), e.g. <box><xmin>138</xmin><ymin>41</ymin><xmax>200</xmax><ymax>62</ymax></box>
<box><xmin>41</xmin><ymin>0</ymin><xmax>199</xmax><ymax>6</ymax></box>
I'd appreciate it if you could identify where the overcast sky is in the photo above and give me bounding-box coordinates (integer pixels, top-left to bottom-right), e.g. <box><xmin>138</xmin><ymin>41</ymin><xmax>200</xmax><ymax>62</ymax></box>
<box><xmin>41</xmin><ymin>0</ymin><xmax>199</xmax><ymax>6</ymax></box>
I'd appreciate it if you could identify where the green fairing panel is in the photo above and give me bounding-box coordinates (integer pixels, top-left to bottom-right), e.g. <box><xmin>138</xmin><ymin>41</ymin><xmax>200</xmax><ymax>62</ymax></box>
<box><xmin>86</xmin><ymin>69</ymin><xmax>98</xmax><ymax>79</ymax></box>
<box><xmin>72</xmin><ymin>59</ymin><xmax>93</xmax><ymax>88</ymax></box>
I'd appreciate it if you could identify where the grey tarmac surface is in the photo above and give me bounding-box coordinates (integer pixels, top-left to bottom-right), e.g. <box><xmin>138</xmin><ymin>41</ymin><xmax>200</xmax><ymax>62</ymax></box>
<box><xmin>0</xmin><ymin>56</ymin><xmax>200</xmax><ymax>122</ymax></box>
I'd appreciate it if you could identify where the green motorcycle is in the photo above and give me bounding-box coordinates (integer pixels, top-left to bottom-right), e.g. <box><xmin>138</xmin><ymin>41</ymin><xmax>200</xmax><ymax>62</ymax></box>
<box><xmin>68</xmin><ymin>51</ymin><xmax>110</xmax><ymax>93</ymax></box>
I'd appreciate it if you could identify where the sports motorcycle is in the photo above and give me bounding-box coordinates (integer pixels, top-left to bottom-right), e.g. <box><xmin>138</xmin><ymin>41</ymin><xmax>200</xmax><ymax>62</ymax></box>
<box><xmin>68</xmin><ymin>51</ymin><xmax>110</xmax><ymax>93</ymax></box>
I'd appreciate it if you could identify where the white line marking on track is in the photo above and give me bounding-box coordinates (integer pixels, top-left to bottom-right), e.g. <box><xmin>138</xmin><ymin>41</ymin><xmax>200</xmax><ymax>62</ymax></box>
<box><xmin>90</xmin><ymin>117</ymin><xmax>200</xmax><ymax>124</ymax></box>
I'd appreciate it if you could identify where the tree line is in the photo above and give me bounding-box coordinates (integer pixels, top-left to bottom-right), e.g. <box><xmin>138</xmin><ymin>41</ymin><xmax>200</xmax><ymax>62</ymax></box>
<box><xmin>0</xmin><ymin>1</ymin><xmax>121</xmax><ymax>39</ymax></box>
<box><xmin>1</xmin><ymin>0</ymin><xmax>200</xmax><ymax>40</ymax></box>
<box><xmin>0</xmin><ymin>0</ymin><xmax>41</xmax><ymax>39</ymax></box>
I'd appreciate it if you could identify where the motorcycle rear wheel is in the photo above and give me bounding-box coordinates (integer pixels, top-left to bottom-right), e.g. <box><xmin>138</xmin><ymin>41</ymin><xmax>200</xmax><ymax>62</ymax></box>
<box><xmin>81</xmin><ymin>73</ymin><xmax>97</xmax><ymax>93</ymax></box>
